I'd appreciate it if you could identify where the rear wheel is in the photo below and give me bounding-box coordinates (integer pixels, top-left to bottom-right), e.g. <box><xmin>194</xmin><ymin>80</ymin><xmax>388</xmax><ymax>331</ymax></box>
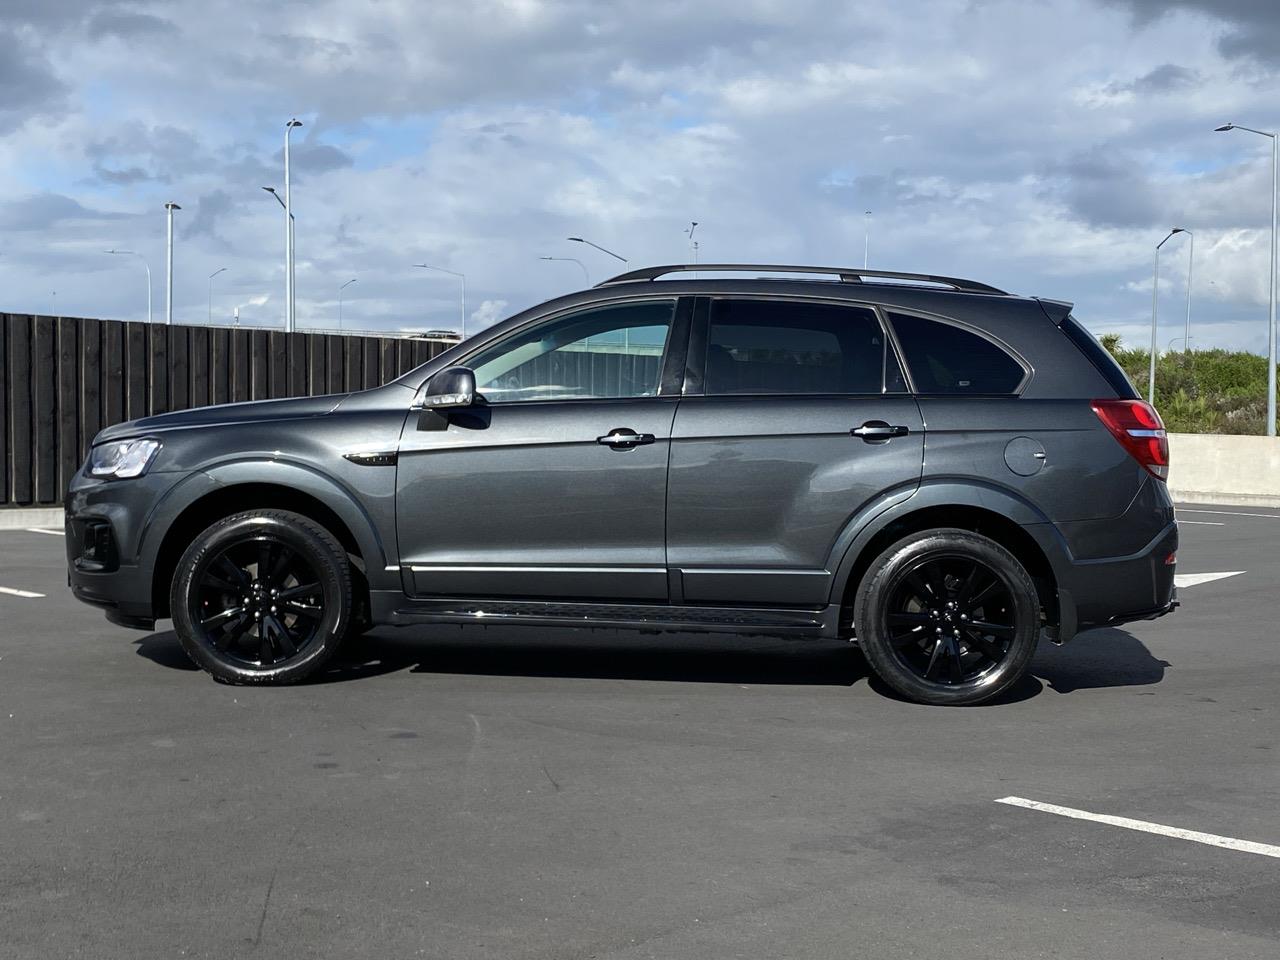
<box><xmin>853</xmin><ymin>529</ymin><xmax>1040</xmax><ymax>706</ymax></box>
<box><xmin>170</xmin><ymin>509</ymin><xmax>352</xmax><ymax>684</ymax></box>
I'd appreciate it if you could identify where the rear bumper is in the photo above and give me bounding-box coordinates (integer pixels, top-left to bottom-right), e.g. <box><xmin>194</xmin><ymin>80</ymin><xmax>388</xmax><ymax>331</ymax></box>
<box><xmin>1046</xmin><ymin>520</ymin><xmax>1178</xmax><ymax>642</ymax></box>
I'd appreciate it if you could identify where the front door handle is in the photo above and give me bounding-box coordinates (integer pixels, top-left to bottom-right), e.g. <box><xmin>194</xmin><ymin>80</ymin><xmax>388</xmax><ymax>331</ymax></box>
<box><xmin>851</xmin><ymin>421</ymin><xmax>910</xmax><ymax>443</ymax></box>
<box><xmin>597</xmin><ymin>427</ymin><xmax>656</xmax><ymax>449</ymax></box>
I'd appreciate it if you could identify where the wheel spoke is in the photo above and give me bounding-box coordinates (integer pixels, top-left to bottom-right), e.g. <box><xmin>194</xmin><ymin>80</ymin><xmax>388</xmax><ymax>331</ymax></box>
<box><xmin>963</xmin><ymin>629</ymin><xmax>1004</xmax><ymax>662</ymax></box>
<box><xmin>905</xmin><ymin>570</ymin><xmax>935</xmax><ymax>605</ymax></box>
<box><xmin>949</xmin><ymin>639</ymin><xmax>965</xmax><ymax>681</ymax></box>
<box><xmin>924</xmin><ymin>563</ymin><xmax>950</xmax><ymax>603</ymax></box>
<box><xmin>284</xmin><ymin>599</ymin><xmax>322</xmax><ymax>620</ymax></box>
<box><xmin>887</xmin><ymin>612</ymin><xmax>930</xmax><ymax>626</ymax></box>
<box><xmin>257</xmin><ymin>541</ymin><xmax>277</xmax><ymax>583</ymax></box>
<box><xmin>955</xmin><ymin>565</ymin><xmax>980</xmax><ymax>606</ymax></box>
<box><xmin>214</xmin><ymin>613</ymin><xmax>252</xmax><ymax>650</ymax></box>
<box><xmin>968</xmin><ymin>620</ymin><xmax>1015</xmax><ymax>639</ymax></box>
<box><xmin>201</xmin><ymin>605</ymin><xmax>244</xmax><ymax>628</ymax></box>
<box><xmin>278</xmin><ymin>582</ymin><xmax>320</xmax><ymax>601</ymax></box>
<box><xmin>923</xmin><ymin>638</ymin><xmax>944</xmax><ymax>679</ymax></box>
<box><xmin>216</xmin><ymin>556</ymin><xmax>250</xmax><ymax>589</ymax></box>
<box><xmin>268</xmin><ymin>545</ymin><xmax>294</xmax><ymax>585</ymax></box>
<box><xmin>966</xmin><ymin>579</ymin><xmax>1002</xmax><ymax>611</ymax></box>
<box><xmin>265</xmin><ymin>614</ymin><xmax>297</xmax><ymax>656</ymax></box>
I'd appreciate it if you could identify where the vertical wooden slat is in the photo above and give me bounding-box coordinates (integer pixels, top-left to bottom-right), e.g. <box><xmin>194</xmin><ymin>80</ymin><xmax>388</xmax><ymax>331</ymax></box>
<box><xmin>308</xmin><ymin>334</ymin><xmax>327</xmax><ymax>395</ymax></box>
<box><xmin>379</xmin><ymin>338</ymin><xmax>396</xmax><ymax>386</ymax></box>
<box><xmin>288</xmin><ymin>333</ymin><xmax>307</xmax><ymax>397</ymax></box>
<box><xmin>169</xmin><ymin>326</ymin><xmax>190</xmax><ymax>412</ymax></box>
<box><xmin>251</xmin><ymin>331</ymin><xmax>269</xmax><ymax>400</ymax></box>
<box><xmin>125</xmin><ymin>322</ymin><xmax>147</xmax><ymax>421</ymax></box>
<box><xmin>231</xmin><ymin>328</ymin><xmax>250</xmax><ymax>403</ymax></box>
<box><xmin>34</xmin><ymin>316</ymin><xmax>57</xmax><ymax>504</ymax></box>
<box><xmin>343</xmin><ymin>336</ymin><xmax>360</xmax><ymax>392</ymax></box>
<box><xmin>102</xmin><ymin>319</ymin><xmax>125</xmax><ymax>427</ymax></box>
<box><xmin>148</xmin><ymin>324</ymin><xmax>167</xmax><ymax>415</ymax></box>
<box><xmin>268</xmin><ymin>332</ymin><xmax>287</xmax><ymax>397</ymax></box>
<box><xmin>326</xmin><ymin>335</ymin><xmax>342</xmax><ymax>393</ymax></box>
<box><xmin>9</xmin><ymin>316</ymin><xmax>32</xmax><ymax>504</ymax></box>
<box><xmin>359</xmin><ymin>337</ymin><xmax>377</xmax><ymax>390</ymax></box>
<box><xmin>211</xmin><ymin>329</ymin><xmax>230</xmax><ymax>405</ymax></box>
<box><xmin>190</xmin><ymin>327</ymin><xmax>209</xmax><ymax>408</ymax></box>
<box><xmin>80</xmin><ymin>319</ymin><xmax>101</xmax><ymax>457</ymax></box>
<box><xmin>57</xmin><ymin>317</ymin><xmax>79</xmax><ymax>497</ymax></box>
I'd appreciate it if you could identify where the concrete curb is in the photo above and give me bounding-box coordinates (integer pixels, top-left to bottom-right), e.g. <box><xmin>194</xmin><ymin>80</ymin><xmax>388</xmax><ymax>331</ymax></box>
<box><xmin>0</xmin><ymin>508</ymin><xmax>63</xmax><ymax>530</ymax></box>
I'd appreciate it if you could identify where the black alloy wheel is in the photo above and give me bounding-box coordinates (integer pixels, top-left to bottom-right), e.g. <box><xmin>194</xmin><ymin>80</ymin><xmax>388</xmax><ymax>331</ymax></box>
<box><xmin>853</xmin><ymin>528</ymin><xmax>1040</xmax><ymax>706</ymax></box>
<box><xmin>171</xmin><ymin>509</ymin><xmax>352</xmax><ymax>684</ymax></box>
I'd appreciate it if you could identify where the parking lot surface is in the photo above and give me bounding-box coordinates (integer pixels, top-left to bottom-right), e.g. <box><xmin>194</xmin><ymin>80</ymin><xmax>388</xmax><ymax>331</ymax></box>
<box><xmin>2</xmin><ymin>506</ymin><xmax>1278</xmax><ymax>959</ymax></box>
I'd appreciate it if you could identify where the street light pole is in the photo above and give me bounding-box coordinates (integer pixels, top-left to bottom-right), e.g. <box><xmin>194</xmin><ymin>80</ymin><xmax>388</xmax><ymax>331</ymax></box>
<box><xmin>338</xmin><ymin>278</ymin><xmax>357</xmax><ymax>331</ymax></box>
<box><xmin>567</xmin><ymin>237</ymin><xmax>627</xmax><ymax>263</ymax></box>
<box><xmin>1183</xmin><ymin>230</ymin><xmax>1194</xmax><ymax>353</ymax></box>
<box><xmin>284</xmin><ymin>118</ymin><xmax>302</xmax><ymax>332</ymax></box>
<box><xmin>864</xmin><ymin>210</ymin><xmax>872</xmax><ymax>269</ymax></box>
<box><xmin>262</xmin><ymin>186</ymin><xmax>295</xmax><ymax>330</ymax></box>
<box><xmin>208</xmin><ymin>267</ymin><xmax>227</xmax><ymax>325</ymax></box>
<box><xmin>164</xmin><ymin>202</ymin><xmax>180</xmax><ymax>325</ymax></box>
<box><xmin>538</xmin><ymin>256</ymin><xmax>589</xmax><ymax>285</ymax></box>
<box><xmin>106</xmin><ymin>249</ymin><xmax>152</xmax><ymax>324</ymax></box>
<box><xmin>1216</xmin><ymin>122</ymin><xmax>1278</xmax><ymax>436</ymax></box>
<box><xmin>1149</xmin><ymin>227</ymin><xmax>1186</xmax><ymax>404</ymax></box>
<box><xmin>413</xmin><ymin>263</ymin><xmax>467</xmax><ymax>338</ymax></box>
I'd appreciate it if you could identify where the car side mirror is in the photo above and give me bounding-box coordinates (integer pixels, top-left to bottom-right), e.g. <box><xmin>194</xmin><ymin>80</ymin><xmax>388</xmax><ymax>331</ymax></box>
<box><xmin>413</xmin><ymin>366</ymin><xmax>476</xmax><ymax>410</ymax></box>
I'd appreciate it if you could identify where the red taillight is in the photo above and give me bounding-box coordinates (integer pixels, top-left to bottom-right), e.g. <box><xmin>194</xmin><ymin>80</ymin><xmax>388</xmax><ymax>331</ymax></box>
<box><xmin>1091</xmin><ymin>399</ymin><xmax>1169</xmax><ymax>480</ymax></box>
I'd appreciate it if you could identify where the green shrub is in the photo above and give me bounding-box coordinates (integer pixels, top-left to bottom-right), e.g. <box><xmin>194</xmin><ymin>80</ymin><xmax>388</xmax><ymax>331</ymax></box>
<box><xmin>1102</xmin><ymin>337</ymin><xmax>1273</xmax><ymax>435</ymax></box>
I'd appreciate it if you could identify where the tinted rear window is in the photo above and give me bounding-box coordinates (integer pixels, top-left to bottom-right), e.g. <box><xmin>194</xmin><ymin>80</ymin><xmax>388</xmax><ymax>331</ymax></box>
<box><xmin>706</xmin><ymin>299</ymin><xmax>902</xmax><ymax>395</ymax></box>
<box><xmin>1060</xmin><ymin>315</ymin><xmax>1140</xmax><ymax>399</ymax></box>
<box><xmin>888</xmin><ymin>312</ymin><xmax>1026</xmax><ymax>395</ymax></box>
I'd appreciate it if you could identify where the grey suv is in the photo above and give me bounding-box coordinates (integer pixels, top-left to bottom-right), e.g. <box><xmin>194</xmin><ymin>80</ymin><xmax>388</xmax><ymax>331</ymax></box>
<box><xmin>66</xmin><ymin>264</ymin><xmax>1177</xmax><ymax>705</ymax></box>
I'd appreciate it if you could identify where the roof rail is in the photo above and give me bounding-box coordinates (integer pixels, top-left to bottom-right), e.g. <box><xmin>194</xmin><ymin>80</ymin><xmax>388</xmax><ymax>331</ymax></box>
<box><xmin>596</xmin><ymin>264</ymin><xmax>1008</xmax><ymax>295</ymax></box>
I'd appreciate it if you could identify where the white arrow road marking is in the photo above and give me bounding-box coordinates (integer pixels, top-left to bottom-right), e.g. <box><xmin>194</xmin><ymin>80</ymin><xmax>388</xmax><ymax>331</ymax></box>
<box><xmin>0</xmin><ymin>586</ymin><xmax>45</xmax><ymax>599</ymax></box>
<box><xmin>1178</xmin><ymin>509</ymin><xmax>1280</xmax><ymax>520</ymax></box>
<box><xmin>1174</xmin><ymin>571</ymin><xmax>1245</xmax><ymax>588</ymax></box>
<box><xmin>996</xmin><ymin>796</ymin><xmax>1280</xmax><ymax>859</ymax></box>
<box><xmin>25</xmin><ymin>527</ymin><xmax>64</xmax><ymax>536</ymax></box>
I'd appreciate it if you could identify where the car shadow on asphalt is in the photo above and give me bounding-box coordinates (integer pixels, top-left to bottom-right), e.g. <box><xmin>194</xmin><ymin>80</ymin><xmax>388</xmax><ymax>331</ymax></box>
<box><xmin>133</xmin><ymin>624</ymin><xmax>1169</xmax><ymax>702</ymax></box>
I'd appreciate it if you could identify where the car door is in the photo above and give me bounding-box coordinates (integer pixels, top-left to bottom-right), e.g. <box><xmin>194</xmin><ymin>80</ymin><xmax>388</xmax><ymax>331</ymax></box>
<box><xmin>396</xmin><ymin>297</ymin><xmax>689</xmax><ymax>602</ymax></box>
<box><xmin>666</xmin><ymin>296</ymin><xmax>924</xmax><ymax>608</ymax></box>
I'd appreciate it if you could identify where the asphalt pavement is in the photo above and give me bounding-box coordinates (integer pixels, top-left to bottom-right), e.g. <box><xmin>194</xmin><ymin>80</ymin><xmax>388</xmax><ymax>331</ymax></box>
<box><xmin>1</xmin><ymin>506</ymin><xmax>1278</xmax><ymax>959</ymax></box>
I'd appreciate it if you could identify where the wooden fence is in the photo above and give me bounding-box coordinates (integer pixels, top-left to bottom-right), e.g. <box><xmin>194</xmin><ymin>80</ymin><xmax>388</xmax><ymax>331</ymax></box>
<box><xmin>1</xmin><ymin>314</ymin><xmax>449</xmax><ymax>508</ymax></box>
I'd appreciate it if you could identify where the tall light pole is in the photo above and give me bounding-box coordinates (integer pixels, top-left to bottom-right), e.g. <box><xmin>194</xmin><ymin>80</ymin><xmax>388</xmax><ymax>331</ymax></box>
<box><xmin>539</xmin><ymin>256</ymin><xmax>589</xmax><ymax>284</ymax></box>
<box><xmin>284</xmin><ymin>118</ymin><xmax>302</xmax><ymax>332</ymax></box>
<box><xmin>338</xmin><ymin>278</ymin><xmax>357</xmax><ymax>331</ymax></box>
<box><xmin>1149</xmin><ymin>227</ymin><xmax>1187</xmax><ymax>403</ymax></box>
<box><xmin>413</xmin><ymin>263</ymin><xmax>467</xmax><ymax>338</ymax></box>
<box><xmin>864</xmin><ymin>210</ymin><xmax>872</xmax><ymax>269</ymax></box>
<box><xmin>105</xmin><ymin>249</ymin><xmax>152</xmax><ymax>324</ymax></box>
<box><xmin>1216</xmin><ymin>122</ymin><xmax>1277</xmax><ymax>436</ymax></box>
<box><xmin>1182</xmin><ymin>229</ymin><xmax>1194</xmax><ymax>353</ymax></box>
<box><xmin>164</xmin><ymin>201</ymin><xmax>180</xmax><ymax>325</ymax></box>
<box><xmin>567</xmin><ymin>237</ymin><xmax>627</xmax><ymax>263</ymax></box>
<box><xmin>208</xmin><ymin>267</ymin><xmax>227</xmax><ymax>325</ymax></box>
<box><xmin>262</xmin><ymin>187</ymin><xmax>295</xmax><ymax>330</ymax></box>
<box><xmin>685</xmin><ymin>221</ymin><xmax>699</xmax><ymax>264</ymax></box>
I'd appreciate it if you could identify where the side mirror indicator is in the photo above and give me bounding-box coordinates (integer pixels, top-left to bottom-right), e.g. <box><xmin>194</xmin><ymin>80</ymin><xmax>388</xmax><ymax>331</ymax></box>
<box><xmin>413</xmin><ymin>366</ymin><xmax>476</xmax><ymax>411</ymax></box>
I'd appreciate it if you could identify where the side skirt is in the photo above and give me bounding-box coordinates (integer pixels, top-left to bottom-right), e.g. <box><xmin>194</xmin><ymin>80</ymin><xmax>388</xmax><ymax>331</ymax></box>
<box><xmin>370</xmin><ymin>591</ymin><xmax>841</xmax><ymax>638</ymax></box>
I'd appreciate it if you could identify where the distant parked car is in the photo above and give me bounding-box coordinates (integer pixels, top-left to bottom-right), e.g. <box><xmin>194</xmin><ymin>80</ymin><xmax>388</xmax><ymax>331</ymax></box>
<box><xmin>66</xmin><ymin>264</ymin><xmax>1176</xmax><ymax>704</ymax></box>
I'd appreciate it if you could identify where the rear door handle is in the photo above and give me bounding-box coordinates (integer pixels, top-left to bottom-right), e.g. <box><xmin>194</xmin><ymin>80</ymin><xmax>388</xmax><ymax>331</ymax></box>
<box><xmin>851</xmin><ymin>421</ymin><xmax>910</xmax><ymax>443</ymax></box>
<box><xmin>597</xmin><ymin>427</ymin><xmax>656</xmax><ymax>449</ymax></box>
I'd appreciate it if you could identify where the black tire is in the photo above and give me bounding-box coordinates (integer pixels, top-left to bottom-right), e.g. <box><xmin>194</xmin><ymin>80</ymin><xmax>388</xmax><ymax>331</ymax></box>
<box><xmin>170</xmin><ymin>509</ymin><xmax>353</xmax><ymax>685</ymax></box>
<box><xmin>853</xmin><ymin>528</ymin><xmax>1040</xmax><ymax>706</ymax></box>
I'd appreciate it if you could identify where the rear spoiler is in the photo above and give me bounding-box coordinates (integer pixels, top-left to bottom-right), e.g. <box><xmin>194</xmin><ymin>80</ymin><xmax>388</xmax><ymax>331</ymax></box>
<box><xmin>1035</xmin><ymin>298</ymin><xmax>1074</xmax><ymax>326</ymax></box>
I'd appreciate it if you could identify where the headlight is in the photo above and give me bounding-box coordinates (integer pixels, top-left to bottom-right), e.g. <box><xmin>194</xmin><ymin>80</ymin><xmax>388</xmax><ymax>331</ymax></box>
<box><xmin>89</xmin><ymin>439</ymin><xmax>162</xmax><ymax>479</ymax></box>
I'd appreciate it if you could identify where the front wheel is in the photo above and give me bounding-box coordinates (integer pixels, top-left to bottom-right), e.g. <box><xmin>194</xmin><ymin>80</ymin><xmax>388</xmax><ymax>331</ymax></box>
<box><xmin>853</xmin><ymin>529</ymin><xmax>1040</xmax><ymax>706</ymax></box>
<box><xmin>170</xmin><ymin>510</ymin><xmax>353</xmax><ymax>684</ymax></box>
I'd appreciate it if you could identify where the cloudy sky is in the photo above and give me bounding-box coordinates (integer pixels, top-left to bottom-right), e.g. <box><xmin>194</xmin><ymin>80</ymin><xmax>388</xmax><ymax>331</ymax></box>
<box><xmin>2</xmin><ymin>0</ymin><xmax>1279</xmax><ymax>351</ymax></box>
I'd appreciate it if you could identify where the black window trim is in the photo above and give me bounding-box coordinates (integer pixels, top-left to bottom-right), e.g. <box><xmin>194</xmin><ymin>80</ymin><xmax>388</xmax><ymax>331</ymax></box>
<box><xmin>882</xmin><ymin>306</ymin><xmax>1034</xmax><ymax>398</ymax></box>
<box><xmin>686</xmin><ymin>293</ymin><xmax>909</xmax><ymax>399</ymax></box>
<box><xmin>451</xmin><ymin>293</ymin><xmax>691</xmax><ymax>407</ymax></box>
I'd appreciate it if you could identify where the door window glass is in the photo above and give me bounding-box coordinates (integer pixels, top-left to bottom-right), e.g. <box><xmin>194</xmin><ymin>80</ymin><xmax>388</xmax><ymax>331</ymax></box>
<box><xmin>705</xmin><ymin>299</ymin><xmax>894</xmax><ymax>395</ymax></box>
<box><xmin>888</xmin><ymin>312</ymin><xmax>1026</xmax><ymax>394</ymax></box>
<box><xmin>468</xmin><ymin>300</ymin><xmax>675</xmax><ymax>403</ymax></box>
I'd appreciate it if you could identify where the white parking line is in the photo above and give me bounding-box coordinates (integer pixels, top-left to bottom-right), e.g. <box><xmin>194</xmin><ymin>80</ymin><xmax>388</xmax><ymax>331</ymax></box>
<box><xmin>25</xmin><ymin>527</ymin><xmax>64</xmax><ymax>536</ymax></box>
<box><xmin>1174</xmin><ymin>571</ymin><xmax>1244</xmax><ymax>588</ymax></box>
<box><xmin>996</xmin><ymin>796</ymin><xmax>1280</xmax><ymax>859</ymax></box>
<box><xmin>1176</xmin><ymin>520</ymin><xmax>1224</xmax><ymax>526</ymax></box>
<box><xmin>1178</xmin><ymin>509</ymin><xmax>1280</xmax><ymax>520</ymax></box>
<box><xmin>0</xmin><ymin>586</ymin><xmax>45</xmax><ymax>599</ymax></box>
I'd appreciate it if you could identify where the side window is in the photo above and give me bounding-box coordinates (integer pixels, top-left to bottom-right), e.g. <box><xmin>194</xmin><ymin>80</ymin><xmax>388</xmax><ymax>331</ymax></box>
<box><xmin>705</xmin><ymin>299</ymin><xmax>900</xmax><ymax>395</ymax></box>
<box><xmin>888</xmin><ymin>312</ymin><xmax>1026</xmax><ymax>395</ymax></box>
<box><xmin>468</xmin><ymin>300</ymin><xmax>675</xmax><ymax>403</ymax></box>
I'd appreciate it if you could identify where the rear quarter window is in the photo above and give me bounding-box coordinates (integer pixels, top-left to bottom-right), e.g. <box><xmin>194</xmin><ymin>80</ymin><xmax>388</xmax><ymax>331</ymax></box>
<box><xmin>888</xmin><ymin>312</ymin><xmax>1027</xmax><ymax>395</ymax></box>
<box><xmin>1059</xmin><ymin>315</ymin><xmax>1140</xmax><ymax>399</ymax></box>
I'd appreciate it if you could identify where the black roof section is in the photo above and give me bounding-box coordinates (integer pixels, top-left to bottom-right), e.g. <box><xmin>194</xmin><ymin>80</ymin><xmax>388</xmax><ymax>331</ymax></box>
<box><xmin>597</xmin><ymin>264</ymin><xmax>1008</xmax><ymax>296</ymax></box>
